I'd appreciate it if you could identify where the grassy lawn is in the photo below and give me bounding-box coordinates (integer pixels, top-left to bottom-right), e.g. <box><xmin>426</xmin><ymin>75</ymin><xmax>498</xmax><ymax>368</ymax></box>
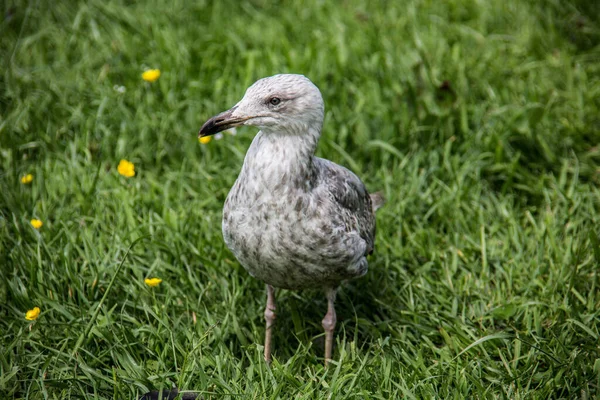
<box><xmin>1</xmin><ymin>0</ymin><xmax>600</xmax><ymax>398</ymax></box>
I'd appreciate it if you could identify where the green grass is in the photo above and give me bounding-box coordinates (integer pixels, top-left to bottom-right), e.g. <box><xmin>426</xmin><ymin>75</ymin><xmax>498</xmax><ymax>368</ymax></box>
<box><xmin>1</xmin><ymin>0</ymin><xmax>600</xmax><ymax>398</ymax></box>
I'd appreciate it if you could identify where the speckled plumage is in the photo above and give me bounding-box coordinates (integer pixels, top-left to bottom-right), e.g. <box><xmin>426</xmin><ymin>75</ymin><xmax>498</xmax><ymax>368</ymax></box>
<box><xmin>206</xmin><ymin>74</ymin><xmax>380</xmax><ymax>290</ymax></box>
<box><xmin>199</xmin><ymin>74</ymin><xmax>384</xmax><ymax>364</ymax></box>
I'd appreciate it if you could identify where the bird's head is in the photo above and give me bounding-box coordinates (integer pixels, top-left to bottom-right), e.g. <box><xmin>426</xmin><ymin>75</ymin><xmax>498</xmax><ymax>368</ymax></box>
<box><xmin>199</xmin><ymin>74</ymin><xmax>325</xmax><ymax>138</ymax></box>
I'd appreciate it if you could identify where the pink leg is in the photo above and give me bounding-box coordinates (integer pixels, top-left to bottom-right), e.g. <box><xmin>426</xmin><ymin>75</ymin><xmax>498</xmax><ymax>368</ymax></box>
<box><xmin>321</xmin><ymin>288</ymin><xmax>337</xmax><ymax>366</ymax></box>
<box><xmin>264</xmin><ymin>284</ymin><xmax>276</xmax><ymax>364</ymax></box>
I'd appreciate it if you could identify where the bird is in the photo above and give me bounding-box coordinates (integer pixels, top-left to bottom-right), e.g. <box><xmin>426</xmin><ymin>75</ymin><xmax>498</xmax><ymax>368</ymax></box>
<box><xmin>199</xmin><ymin>74</ymin><xmax>384</xmax><ymax>365</ymax></box>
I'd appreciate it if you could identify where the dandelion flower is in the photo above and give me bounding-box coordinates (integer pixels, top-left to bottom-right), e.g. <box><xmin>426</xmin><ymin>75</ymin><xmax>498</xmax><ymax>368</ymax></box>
<box><xmin>199</xmin><ymin>136</ymin><xmax>212</xmax><ymax>144</ymax></box>
<box><xmin>30</xmin><ymin>219</ymin><xmax>43</xmax><ymax>229</ymax></box>
<box><xmin>145</xmin><ymin>277</ymin><xmax>162</xmax><ymax>287</ymax></box>
<box><xmin>21</xmin><ymin>174</ymin><xmax>33</xmax><ymax>184</ymax></box>
<box><xmin>118</xmin><ymin>159</ymin><xmax>135</xmax><ymax>178</ymax></box>
<box><xmin>25</xmin><ymin>307</ymin><xmax>41</xmax><ymax>321</ymax></box>
<box><xmin>142</xmin><ymin>69</ymin><xmax>161</xmax><ymax>82</ymax></box>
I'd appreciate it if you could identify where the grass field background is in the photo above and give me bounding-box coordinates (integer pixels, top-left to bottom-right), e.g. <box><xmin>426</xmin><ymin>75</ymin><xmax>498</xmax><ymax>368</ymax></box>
<box><xmin>1</xmin><ymin>0</ymin><xmax>600</xmax><ymax>398</ymax></box>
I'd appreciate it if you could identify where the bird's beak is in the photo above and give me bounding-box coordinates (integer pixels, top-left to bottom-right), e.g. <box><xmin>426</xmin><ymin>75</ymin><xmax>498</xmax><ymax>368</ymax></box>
<box><xmin>198</xmin><ymin>107</ymin><xmax>250</xmax><ymax>138</ymax></box>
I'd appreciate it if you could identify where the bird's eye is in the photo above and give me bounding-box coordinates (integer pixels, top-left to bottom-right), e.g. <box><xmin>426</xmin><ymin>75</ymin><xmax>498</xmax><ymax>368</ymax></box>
<box><xmin>269</xmin><ymin>97</ymin><xmax>281</xmax><ymax>106</ymax></box>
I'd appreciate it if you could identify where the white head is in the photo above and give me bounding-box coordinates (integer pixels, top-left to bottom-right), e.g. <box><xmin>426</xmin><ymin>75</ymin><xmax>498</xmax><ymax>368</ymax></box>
<box><xmin>199</xmin><ymin>74</ymin><xmax>325</xmax><ymax>137</ymax></box>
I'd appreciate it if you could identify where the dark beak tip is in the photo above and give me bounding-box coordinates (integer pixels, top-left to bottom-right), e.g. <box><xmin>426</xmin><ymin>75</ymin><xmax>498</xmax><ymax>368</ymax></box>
<box><xmin>198</xmin><ymin>107</ymin><xmax>240</xmax><ymax>138</ymax></box>
<box><xmin>198</xmin><ymin>119</ymin><xmax>215</xmax><ymax>138</ymax></box>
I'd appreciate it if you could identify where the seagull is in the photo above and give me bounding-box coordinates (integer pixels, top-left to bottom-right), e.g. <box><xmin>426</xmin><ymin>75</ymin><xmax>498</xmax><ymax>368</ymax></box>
<box><xmin>199</xmin><ymin>74</ymin><xmax>384</xmax><ymax>365</ymax></box>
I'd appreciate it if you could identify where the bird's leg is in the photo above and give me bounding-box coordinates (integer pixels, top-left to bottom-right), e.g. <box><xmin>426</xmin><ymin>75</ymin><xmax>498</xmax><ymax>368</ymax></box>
<box><xmin>264</xmin><ymin>284</ymin><xmax>276</xmax><ymax>364</ymax></box>
<box><xmin>321</xmin><ymin>287</ymin><xmax>338</xmax><ymax>366</ymax></box>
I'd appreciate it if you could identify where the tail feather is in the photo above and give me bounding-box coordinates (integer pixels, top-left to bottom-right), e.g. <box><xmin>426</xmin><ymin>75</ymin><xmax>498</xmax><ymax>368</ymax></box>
<box><xmin>370</xmin><ymin>191</ymin><xmax>385</xmax><ymax>212</ymax></box>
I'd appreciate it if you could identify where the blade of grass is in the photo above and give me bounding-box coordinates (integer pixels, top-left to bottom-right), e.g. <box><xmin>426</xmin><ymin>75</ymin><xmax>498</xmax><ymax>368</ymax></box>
<box><xmin>70</xmin><ymin>236</ymin><xmax>148</xmax><ymax>358</ymax></box>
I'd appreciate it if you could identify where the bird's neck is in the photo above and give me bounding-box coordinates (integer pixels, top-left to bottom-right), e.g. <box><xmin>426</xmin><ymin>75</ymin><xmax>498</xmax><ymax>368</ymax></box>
<box><xmin>241</xmin><ymin>127</ymin><xmax>320</xmax><ymax>193</ymax></box>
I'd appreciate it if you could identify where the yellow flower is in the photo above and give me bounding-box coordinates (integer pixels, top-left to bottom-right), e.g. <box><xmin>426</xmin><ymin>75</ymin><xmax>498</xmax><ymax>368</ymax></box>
<box><xmin>118</xmin><ymin>159</ymin><xmax>135</xmax><ymax>178</ymax></box>
<box><xmin>142</xmin><ymin>69</ymin><xmax>161</xmax><ymax>82</ymax></box>
<box><xmin>30</xmin><ymin>219</ymin><xmax>43</xmax><ymax>229</ymax></box>
<box><xmin>145</xmin><ymin>277</ymin><xmax>162</xmax><ymax>287</ymax></box>
<box><xmin>21</xmin><ymin>174</ymin><xmax>33</xmax><ymax>184</ymax></box>
<box><xmin>199</xmin><ymin>136</ymin><xmax>212</xmax><ymax>144</ymax></box>
<box><xmin>25</xmin><ymin>307</ymin><xmax>41</xmax><ymax>321</ymax></box>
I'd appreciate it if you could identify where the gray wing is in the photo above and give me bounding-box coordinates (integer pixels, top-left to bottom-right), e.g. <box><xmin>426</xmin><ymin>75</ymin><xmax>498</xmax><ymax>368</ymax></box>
<box><xmin>313</xmin><ymin>157</ymin><xmax>376</xmax><ymax>256</ymax></box>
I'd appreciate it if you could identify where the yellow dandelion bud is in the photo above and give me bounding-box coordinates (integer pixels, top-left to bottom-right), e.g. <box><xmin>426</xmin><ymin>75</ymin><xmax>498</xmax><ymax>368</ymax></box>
<box><xmin>21</xmin><ymin>174</ymin><xmax>33</xmax><ymax>184</ymax></box>
<box><xmin>142</xmin><ymin>69</ymin><xmax>161</xmax><ymax>82</ymax></box>
<box><xmin>30</xmin><ymin>219</ymin><xmax>43</xmax><ymax>229</ymax></box>
<box><xmin>118</xmin><ymin>159</ymin><xmax>135</xmax><ymax>178</ymax></box>
<box><xmin>25</xmin><ymin>307</ymin><xmax>41</xmax><ymax>321</ymax></box>
<box><xmin>199</xmin><ymin>136</ymin><xmax>212</xmax><ymax>144</ymax></box>
<box><xmin>144</xmin><ymin>277</ymin><xmax>162</xmax><ymax>287</ymax></box>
